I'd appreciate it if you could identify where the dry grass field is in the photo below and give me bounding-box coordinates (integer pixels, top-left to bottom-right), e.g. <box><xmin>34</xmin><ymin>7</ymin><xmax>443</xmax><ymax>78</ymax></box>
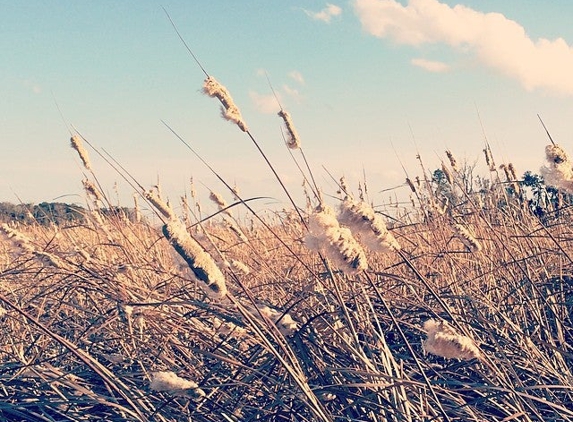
<box><xmin>1</xmin><ymin>75</ymin><xmax>573</xmax><ymax>421</ymax></box>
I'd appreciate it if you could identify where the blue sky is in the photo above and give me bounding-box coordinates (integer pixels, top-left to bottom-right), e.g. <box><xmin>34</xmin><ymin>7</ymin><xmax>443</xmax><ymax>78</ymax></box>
<box><xmin>2</xmin><ymin>0</ymin><xmax>573</xmax><ymax>211</ymax></box>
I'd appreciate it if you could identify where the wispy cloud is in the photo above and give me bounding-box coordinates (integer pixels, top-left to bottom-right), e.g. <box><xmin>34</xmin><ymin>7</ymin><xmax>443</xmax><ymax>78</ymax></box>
<box><xmin>283</xmin><ymin>85</ymin><xmax>303</xmax><ymax>102</ymax></box>
<box><xmin>22</xmin><ymin>79</ymin><xmax>42</xmax><ymax>94</ymax></box>
<box><xmin>411</xmin><ymin>58</ymin><xmax>450</xmax><ymax>73</ymax></box>
<box><xmin>249</xmin><ymin>91</ymin><xmax>281</xmax><ymax>114</ymax></box>
<box><xmin>288</xmin><ymin>70</ymin><xmax>305</xmax><ymax>84</ymax></box>
<box><xmin>304</xmin><ymin>3</ymin><xmax>342</xmax><ymax>23</ymax></box>
<box><xmin>353</xmin><ymin>0</ymin><xmax>573</xmax><ymax>95</ymax></box>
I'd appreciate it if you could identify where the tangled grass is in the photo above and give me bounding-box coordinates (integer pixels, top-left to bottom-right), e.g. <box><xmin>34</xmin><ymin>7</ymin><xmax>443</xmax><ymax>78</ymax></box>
<box><xmin>2</xmin><ymin>38</ymin><xmax>573</xmax><ymax>420</ymax></box>
<box><xmin>1</xmin><ymin>159</ymin><xmax>573</xmax><ymax>421</ymax></box>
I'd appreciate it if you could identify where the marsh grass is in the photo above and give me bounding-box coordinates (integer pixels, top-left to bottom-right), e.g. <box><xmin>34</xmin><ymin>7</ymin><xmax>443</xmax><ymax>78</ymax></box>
<box><xmin>2</xmin><ymin>28</ymin><xmax>573</xmax><ymax>420</ymax></box>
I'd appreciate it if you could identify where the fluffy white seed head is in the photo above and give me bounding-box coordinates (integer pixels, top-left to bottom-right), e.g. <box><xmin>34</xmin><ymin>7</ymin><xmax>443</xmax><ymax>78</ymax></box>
<box><xmin>144</xmin><ymin>190</ymin><xmax>175</xmax><ymax>220</ymax></box>
<box><xmin>70</xmin><ymin>135</ymin><xmax>92</xmax><ymax>171</ymax></box>
<box><xmin>163</xmin><ymin>218</ymin><xmax>227</xmax><ymax>299</ymax></box>
<box><xmin>149</xmin><ymin>371</ymin><xmax>205</xmax><ymax>398</ymax></box>
<box><xmin>278</xmin><ymin>110</ymin><xmax>301</xmax><ymax>150</ymax></box>
<box><xmin>423</xmin><ymin>319</ymin><xmax>481</xmax><ymax>361</ymax></box>
<box><xmin>249</xmin><ymin>304</ymin><xmax>299</xmax><ymax>336</ymax></box>
<box><xmin>203</xmin><ymin>76</ymin><xmax>248</xmax><ymax>132</ymax></box>
<box><xmin>338</xmin><ymin>199</ymin><xmax>400</xmax><ymax>253</ymax></box>
<box><xmin>541</xmin><ymin>144</ymin><xmax>573</xmax><ymax>194</ymax></box>
<box><xmin>305</xmin><ymin>205</ymin><xmax>368</xmax><ymax>274</ymax></box>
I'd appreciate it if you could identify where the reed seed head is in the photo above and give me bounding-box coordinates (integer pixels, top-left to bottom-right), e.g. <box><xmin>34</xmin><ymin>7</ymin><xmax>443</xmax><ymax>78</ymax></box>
<box><xmin>203</xmin><ymin>76</ymin><xmax>248</xmax><ymax>132</ymax></box>
<box><xmin>82</xmin><ymin>179</ymin><xmax>103</xmax><ymax>202</ymax></box>
<box><xmin>144</xmin><ymin>190</ymin><xmax>175</xmax><ymax>220</ymax></box>
<box><xmin>541</xmin><ymin>144</ymin><xmax>573</xmax><ymax>194</ymax></box>
<box><xmin>445</xmin><ymin>150</ymin><xmax>458</xmax><ymax>171</ymax></box>
<box><xmin>70</xmin><ymin>135</ymin><xmax>92</xmax><ymax>171</ymax></box>
<box><xmin>278</xmin><ymin>110</ymin><xmax>301</xmax><ymax>150</ymax></box>
<box><xmin>209</xmin><ymin>191</ymin><xmax>227</xmax><ymax>210</ymax></box>
<box><xmin>483</xmin><ymin>147</ymin><xmax>495</xmax><ymax>172</ymax></box>
<box><xmin>423</xmin><ymin>319</ymin><xmax>481</xmax><ymax>361</ymax></box>
<box><xmin>249</xmin><ymin>304</ymin><xmax>299</xmax><ymax>336</ymax></box>
<box><xmin>441</xmin><ymin>163</ymin><xmax>453</xmax><ymax>185</ymax></box>
<box><xmin>305</xmin><ymin>205</ymin><xmax>368</xmax><ymax>274</ymax></box>
<box><xmin>150</xmin><ymin>371</ymin><xmax>205</xmax><ymax>398</ymax></box>
<box><xmin>452</xmin><ymin>223</ymin><xmax>482</xmax><ymax>252</ymax></box>
<box><xmin>0</xmin><ymin>223</ymin><xmax>35</xmax><ymax>254</ymax></box>
<box><xmin>163</xmin><ymin>218</ymin><xmax>227</xmax><ymax>299</ymax></box>
<box><xmin>338</xmin><ymin>198</ymin><xmax>400</xmax><ymax>253</ymax></box>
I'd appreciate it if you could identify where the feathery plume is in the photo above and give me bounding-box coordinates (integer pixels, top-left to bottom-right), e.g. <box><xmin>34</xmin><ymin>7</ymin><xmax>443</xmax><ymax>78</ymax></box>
<box><xmin>452</xmin><ymin>223</ymin><xmax>482</xmax><ymax>252</ymax></box>
<box><xmin>223</xmin><ymin>215</ymin><xmax>249</xmax><ymax>243</ymax></box>
<box><xmin>163</xmin><ymin>218</ymin><xmax>227</xmax><ymax>299</ymax></box>
<box><xmin>441</xmin><ymin>163</ymin><xmax>453</xmax><ymax>185</ymax></box>
<box><xmin>541</xmin><ymin>144</ymin><xmax>573</xmax><ymax>194</ymax></box>
<box><xmin>483</xmin><ymin>147</ymin><xmax>496</xmax><ymax>172</ymax></box>
<box><xmin>225</xmin><ymin>259</ymin><xmax>250</xmax><ymax>275</ymax></box>
<box><xmin>423</xmin><ymin>319</ymin><xmax>481</xmax><ymax>361</ymax></box>
<box><xmin>209</xmin><ymin>191</ymin><xmax>228</xmax><ymax>210</ymax></box>
<box><xmin>500</xmin><ymin>164</ymin><xmax>521</xmax><ymax>195</ymax></box>
<box><xmin>339</xmin><ymin>176</ymin><xmax>350</xmax><ymax>196</ymax></box>
<box><xmin>0</xmin><ymin>223</ymin><xmax>35</xmax><ymax>254</ymax></box>
<box><xmin>406</xmin><ymin>177</ymin><xmax>416</xmax><ymax>193</ymax></box>
<box><xmin>149</xmin><ymin>371</ymin><xmax>205</xmax><ymax>398</ymax></box>
<box><xmin>304</xmin><ymin>205</ymin><xmax>368</xmax><ymax>274</ymax></box>
<box><xmin>445</xmin><ymin>150</ymin><xmax>458</xmax><ymax>172</ymax></box>
<box><xmin>248</xmin><ymin>304</ymin><xmax>299</xmax><ymax>336</ymax></box>
<box><xmin>82</xmin><ymin>179</ymin><xmax>103</xmax><ymax>202</ymax></box>
<box><xmin>144</xmin><ymin>190</ymin><xmax>175</xmax><ymax>220</ymax></box>
<box><xmin>70</xmin><ymin>135</ymin><xmax>92</xmax><ymax>171</ymax></box>
<box><xmin>203</xmin><ymin>76</ymin><xmax>248</xmax><ymax>132</ymax></box>
<box><xmin>338</xmin><ymin>198</ymin><xmax>400</xmax><ymax>253</ymax></box>
<box><xmin>278</xmin><ymin>110</ymin><xmax>301</xmax><ymax>150</ymax></box>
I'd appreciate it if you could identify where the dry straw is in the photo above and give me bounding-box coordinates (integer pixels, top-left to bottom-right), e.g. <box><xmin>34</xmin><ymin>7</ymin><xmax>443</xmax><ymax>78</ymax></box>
<box><xmin>452</xmin><ymin>223</ymin><xmax>482</xmax><ymax>252</ymax></box>
<box><xmin>441</xmin><ymin>163</ymin><xmax>453</xmax><ymax>185</ymax></box>
<box><xmin>338</xmin><ymin>198</ymin><xmax>400</xmax><ymax>253</ymax></box>
<box><xmin>149</xmin><ymin>371</ymin><xmax>205</xmax><ymax>398</ymax></box>
<box><xmin>70</xmin><ymin>134</ymin><xmax>92</xmax><ymax>171</ymax></box>
<box><xmin>423</xmin><ymin>319</ymin><xmax>481</xmax><ymax>361</ymax></box>
<box><xmin>0</xmin><ymin>223</ymin><xmax>35</xmax><ymax>254</ymax></box>
<box><xmin>304</xmin><ymin>204</ymin><xmax>368</xmax><ymax>274</ymax></box>
<box><xmin>541</xmin><ymin>144</ymin><xmax>573</xmax><ymax>194</ymax></box>
<box><xmin>203</xmin><ymin>76</ymin><xmax>248</xmax><ymax>132</ymax></box>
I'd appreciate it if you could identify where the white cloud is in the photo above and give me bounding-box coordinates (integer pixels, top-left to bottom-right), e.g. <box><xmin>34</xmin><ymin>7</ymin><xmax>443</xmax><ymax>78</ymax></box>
<box><xmin>289</xmin><ymin>70</ymin><xmax>305</xmax><ymax>84</ymax></box>
<box><xmin>249</xmin><ymin>91</ymin><xmax>281</xmax><ymax>114</ymax></box>
<box><xmin>304</xmin><ymin>4</ymin><xmax>342</xmax><ymax>23</ymax></box>
<box><xmin>411</xmin><ymin>58</ymin><xmax>450</xmax><ymax>73</ymax></box>
<box><xmin>283</xmin><ymin>85</ymin><xmax>303</xmax><ymax>102</ymax></box>
<box><xmin>23</xmin><ymin>79</ymin><xmax>42</xmax><ymax>94</ymax></box>
<box><xmin>353</xmin><ymin>0</ymin><xmax>573</xmax><ymax>95</ymax></box>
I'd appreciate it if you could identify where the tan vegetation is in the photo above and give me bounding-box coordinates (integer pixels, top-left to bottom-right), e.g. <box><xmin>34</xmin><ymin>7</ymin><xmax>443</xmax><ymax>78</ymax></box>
<box><xmin>2</xmin><ymin>64</ymin><xmax>573</xmax><ymax>421</ymax></box>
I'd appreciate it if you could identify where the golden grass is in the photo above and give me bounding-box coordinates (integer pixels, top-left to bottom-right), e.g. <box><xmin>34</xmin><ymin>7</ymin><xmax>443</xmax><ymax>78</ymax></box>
<box><xmin>1</xmin><ymin>175</ymin><xmax>573</xmax><ymax>421</ymax></box>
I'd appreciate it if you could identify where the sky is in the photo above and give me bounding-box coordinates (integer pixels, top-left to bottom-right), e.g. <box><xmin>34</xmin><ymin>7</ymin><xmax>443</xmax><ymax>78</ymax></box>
<box><xmin>2</xmin><ymin>0</ymin><xmax>573</xmax><ymax>213</ymax></box>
